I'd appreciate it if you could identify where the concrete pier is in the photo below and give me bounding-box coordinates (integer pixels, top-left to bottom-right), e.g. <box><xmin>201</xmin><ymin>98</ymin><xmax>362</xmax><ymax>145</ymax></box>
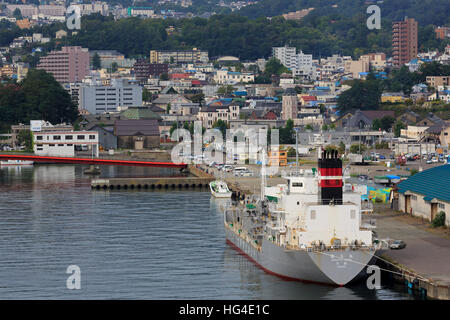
<box><xmin>91</xmin><ymin>176</ymin><xmax>213</xmax><ymax>190</ymax></box>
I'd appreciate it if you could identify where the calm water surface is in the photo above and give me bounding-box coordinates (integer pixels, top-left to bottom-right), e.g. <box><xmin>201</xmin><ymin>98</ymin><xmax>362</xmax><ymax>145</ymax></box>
<box><xmin>0</xmin><ymin>164</ymin><xmax>420</xmax><ymax>299</ymax></box>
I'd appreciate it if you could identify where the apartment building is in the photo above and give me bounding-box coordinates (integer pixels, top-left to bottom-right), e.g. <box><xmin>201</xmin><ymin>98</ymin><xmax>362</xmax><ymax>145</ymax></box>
<box><xmin>79</xmin><ymin>78</ymin><xmax>143</xmax><ymax>114</ymax></box>
<box><xmin>197</xmin><ymin>104</ymin><xmax>240</xmax><ymax>128</ymax></box>
<box><xmin>272</xmin><ymin>46</ymin><xmax>313</xmax><ymax>76</ymax></box>
<box><xmin>392</xmin><ymin>17</ymin><xmax>418</xmax><ymax>67</ymax></box>
<box><xmin>213</xmin><ymin>69</ymin><xmax>254</xmax><ymax>85</ymax></box>
<box><xmin>149</xmin><ymin>49</ymin><xmax>208</xmax><ymax>64</ymax></box>
<box><xmin>37</xmin><ymin>46</ymin><xmax>90</xmax><ymax>83</ymax></box>
<box><xmin>426</xmin><ymin>76</ymin><xmax>450</xmax><ymax>88</ymax></box>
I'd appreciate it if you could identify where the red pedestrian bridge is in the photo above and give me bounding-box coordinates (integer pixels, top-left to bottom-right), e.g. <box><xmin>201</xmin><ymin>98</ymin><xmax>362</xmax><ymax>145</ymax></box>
<box><xmin>0</xmin><ymin>154</ymin><xmax>188</xmax><ymax>169</ymax></box>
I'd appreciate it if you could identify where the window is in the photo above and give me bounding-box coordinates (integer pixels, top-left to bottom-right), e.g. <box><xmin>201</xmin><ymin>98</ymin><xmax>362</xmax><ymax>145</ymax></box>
<box><xmin>36</xmin><ymin>136</ymin><xmax>43</xmax><ymax>140</ymax></box>
<box><xmin>58</xmin><ymin>144</ymin><xmax>64</xmax><ymax>146</ymax></box>
<box><xmin>77</xmin><ymin>135</ymin><xmax>85</xmax><ymax>140</ymax></box>
<box><xmin>49</xmin><ymin>144</ymin><xmax>55</xmax><ymax>147</ymax></box>
<box><xmin>439</xmin><ymin>203</ymin><xmax>445</xmax><ymax>209</ymax></box>
<box><xmin>53</xmin><ymin>135</ymin><xmax>61</xmax><ymax>140</ymax></box>
<box><xmin>89</xmin><ymin>135</ymin><xmax>96</xmax><ymax>140</ymax></box>
<box><xmin>66</xmin><ymin>135</ymin><xmax>73</xmax><ymax>140</ymax></box>
<box><xmin>411</xmin><ymin>195</ymin><xmax>417</xmax><ymax>201</ymax></box>
<box><xmin>292</xmin><ymin>182</ymin><xmax>303</xmax><ymax>187</ymax></box>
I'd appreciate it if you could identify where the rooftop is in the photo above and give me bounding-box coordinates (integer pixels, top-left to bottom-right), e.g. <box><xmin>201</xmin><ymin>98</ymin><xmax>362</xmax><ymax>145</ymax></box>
<box><xmin>397</xmin><ymin>165</ymin><xmax>450</xmax><ymax>203</ymax></box>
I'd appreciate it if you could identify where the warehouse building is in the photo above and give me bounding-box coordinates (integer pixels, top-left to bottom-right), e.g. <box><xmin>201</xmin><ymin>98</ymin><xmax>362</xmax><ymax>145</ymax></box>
<box><xmin>397</xmin><ymin>165</ymin><xmax>450</xmax><ymax>226</ymax></box>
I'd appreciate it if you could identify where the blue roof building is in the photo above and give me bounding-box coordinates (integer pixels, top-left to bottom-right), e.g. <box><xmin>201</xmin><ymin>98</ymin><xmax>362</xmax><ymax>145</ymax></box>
<box><xmin>397</xmin><ymin>165</ymin><xmax>450</xmax><ymax>226</ymax></box>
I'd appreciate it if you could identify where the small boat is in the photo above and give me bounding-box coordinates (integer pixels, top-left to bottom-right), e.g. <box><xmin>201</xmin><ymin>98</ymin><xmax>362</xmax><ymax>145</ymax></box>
<box><xmin>0</xmin><ymin>160</ymin><xmax>34</xmax><ymax>166</ymax></box>
<box><xmin>209</xmin><ymin>180</ymin><xmax>232</xmax><ymax>198</ymax></box>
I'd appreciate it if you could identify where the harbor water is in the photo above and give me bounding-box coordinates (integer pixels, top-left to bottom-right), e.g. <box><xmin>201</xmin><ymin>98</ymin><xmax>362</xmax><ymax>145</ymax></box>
<box><xmin>0</xmin><ymin>165</ymin><xmax>422</xmax><ymax>299</ymax></box>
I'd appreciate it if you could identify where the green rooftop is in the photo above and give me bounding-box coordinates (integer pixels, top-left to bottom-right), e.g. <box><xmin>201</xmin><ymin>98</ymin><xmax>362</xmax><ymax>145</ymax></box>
<box><xmin>120</xmin><ymin>107</ymin><xmax>162</xmax><ymax>121</ymax></box>
<box><xmin>397</xmin><ymin>164</ymin><xmax>450</xmax><ymax>203</ymax></box>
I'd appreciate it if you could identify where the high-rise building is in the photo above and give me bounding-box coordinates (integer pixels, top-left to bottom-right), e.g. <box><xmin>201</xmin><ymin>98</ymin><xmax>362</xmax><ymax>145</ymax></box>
<box><xmin>37</xmin><ymin>46</ymin><xmax>90</xmax><ymax>83</ymax></box>
<box><xmin>78</xmin><ymin>78</ymin><xmax>143</xmax><ymax>114</ymax></box>
<box><xmin>392</xmin><ymin>17</ymin><xmax>418</xmax><ymax>67</ymax></box>
<box><xmin>272</xmin><ymin>46</ymin><xmax>313</xmax><ymax>76</ymax></box>
<box><xmin>282</xmin><ymin>88</ymin><xmax>298</xmax><ymax>120</ymax></box>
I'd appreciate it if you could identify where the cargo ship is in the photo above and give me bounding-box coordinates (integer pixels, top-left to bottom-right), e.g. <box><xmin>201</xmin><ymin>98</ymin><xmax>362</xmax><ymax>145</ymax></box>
<box><xmin>224</xmin><ymin>149</ymin><xmax>382</xmax><ymax>286</ymax></box>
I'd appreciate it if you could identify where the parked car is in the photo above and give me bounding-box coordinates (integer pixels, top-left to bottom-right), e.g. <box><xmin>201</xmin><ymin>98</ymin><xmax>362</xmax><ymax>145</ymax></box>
<box><xmin>222</xmin><ymin>165</ymin><xmax>233</xmax><ymax>172</ymax></box>
<box><xmin>390</xmin><ymin>240</ymin><xmax>406</xmax><ymax>250</ymax></box>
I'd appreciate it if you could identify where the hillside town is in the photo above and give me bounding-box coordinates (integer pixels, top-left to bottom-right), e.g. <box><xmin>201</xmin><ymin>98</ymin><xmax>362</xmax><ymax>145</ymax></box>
<box><xmin>0</xmin><ymin>0</ymin><xmax>449</xmax><ymax>302</ymax></box>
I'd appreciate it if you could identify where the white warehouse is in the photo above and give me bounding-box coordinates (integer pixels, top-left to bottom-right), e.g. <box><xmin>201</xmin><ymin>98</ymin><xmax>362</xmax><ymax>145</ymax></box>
<box><xmin>33</xmin><ymin>131</ymin><xmax>99</xmax><ymax>157</ymax></box>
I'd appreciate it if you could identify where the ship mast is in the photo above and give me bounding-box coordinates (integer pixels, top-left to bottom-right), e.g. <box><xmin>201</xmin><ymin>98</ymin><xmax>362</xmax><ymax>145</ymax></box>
<box><xmin>261</xmin><ymin>150</ymin><xmax>266</xmax><ymax>201</ymax></box>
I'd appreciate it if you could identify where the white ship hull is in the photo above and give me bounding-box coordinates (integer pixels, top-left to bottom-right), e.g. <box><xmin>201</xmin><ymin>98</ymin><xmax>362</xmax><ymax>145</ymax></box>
<box><xmin>225</xmin><ymin>226</ymin><xmax>376</xmax><ymax>286</ymax></box>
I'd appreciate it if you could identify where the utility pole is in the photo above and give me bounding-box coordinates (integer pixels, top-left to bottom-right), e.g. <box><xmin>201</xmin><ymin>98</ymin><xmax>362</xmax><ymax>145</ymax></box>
<box><xmin>296</xmin><ymin>129</ymin><xmax>299</xmax><ymax>173</ymax></box>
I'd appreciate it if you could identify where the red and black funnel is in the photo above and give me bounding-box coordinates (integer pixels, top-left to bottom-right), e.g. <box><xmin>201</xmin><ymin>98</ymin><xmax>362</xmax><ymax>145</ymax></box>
<box><xmin>319</xmin><ymin>149</ymin><xmax>343</xmax><ymax>205</ymax></box>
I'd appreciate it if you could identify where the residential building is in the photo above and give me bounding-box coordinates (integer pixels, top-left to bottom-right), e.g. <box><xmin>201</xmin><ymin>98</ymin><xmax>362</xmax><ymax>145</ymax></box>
<box><xmin>149</xmin><ymin>49</ymin><xmax>208</xmax><ymax>64</ymax></box>
<box><xmin>435</xmin><ymin>27</ymin><xmax>450</xmax><ymax>40</ymax></box>
<box><xmin>272</xmin><ymin>46</ymin><xmax>297</xmax><ymax>70</ymax></box>
<box><xmin>426</xmin><ymin>76</ymin><xmax>450</xmax><ymax>88</ymax></box>
<box><xmin>397</xmin><ymin>165</ymin><xmax>450</xmax><ymax>226</ymax></box>
<box><xmin>213</xmin><ymin>69</ymin><xmax>254</xmax><ymax>85</ymax></box>
<box><xmin>361</xmin><ymin>53</ymin><xmax>387</xmax><ymax>70</ymax></box>
<box><xmin>133</xmin><ymin>59</ymin><xmax>169</xmax><ymax>81</ymax></box>
<box><xmin>344</xmin><ymin>56</ymin><xmax>370</xmax><ymax>78</ymax></box>
<box><xmin>392</xmin><ymin>17</ymin><xmax>418</xmax><ymax>67</ymax></box>
<box><xmin>381</xmin><ymin>92</ymin><xmax>407</xmax><ymax>103</ymax></box>
<box><xmin>37</xmin><ymin>46</ymin><xmax>90</xmax><ymax>83</ymax></box>
<box><xmin>78</xmin><ymin>78</ymin><xmax>143</xmax><ymax>114</ymax></box>
<box><xmin>197</xmin><ymin>104</ymin><xmax>240</xmax><ymax>128</ymax></box>
<box><xmin>281</xmin><ymin>88</ymin><xmax>298</xmax><ymax>120</ymax></box>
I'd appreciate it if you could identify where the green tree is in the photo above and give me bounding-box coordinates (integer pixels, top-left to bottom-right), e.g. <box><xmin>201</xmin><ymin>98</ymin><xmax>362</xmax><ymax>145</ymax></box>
<box><xmin>279</xmin><ymin>119</ymin><xmax>295</xmax><ymax>144</ymax></box>
<box><xmin>109</xmin><ymin>62</ymin><xmax>118</xmax><ymax>73</ymax></box>
<box><xmin>372</xmin><ymin>118</ymin><xmax>381</xmax><ymax>130</ymax></box>
<box><xmin>160</xmin><ymin>73</ymin><xmax>169</xmax><ymax>81</ymax></box>
<box><xmin>338</xmin><ymin>141</ymin><xmax>346</xmax><ymax>154</ymax></box>
<box><xmin>166</xmin><ymin>103</ymin><xmax>171</xmax><ymax>114</ymax></box>
<box><xmin>212</xmin><ymin>119</ymin><xmax>227</xmax><ymax>137</ymax></box>
<box><xmin>13</xmin><ymin>8</ymin><xmax>22</xmax><ymax>20</ymax></box>
<box><xmin>17</xmin><ymin>130</ymin><xmax>33</xmax><ymax>152</ymax></box>
<box><xmin>394</xmin><ymin>121</ymin><xmax>406</xmax><ymax>138</ymax></box>
<box><xmin>322</xmin><ymin>124</ymin><xmax>328</xmax><ymax>131</ymax></box>
<box><xmin>350</xmin><ymin>144</ymin><xmax>367</xmax><ymax>154</ymax></box>
<box><xmin>431</xmin><ymin>211</ymin><xmax>446</xmax><ymax>228</ymax></box>
<box><xmin>142</xmin><ymin>88</ymin><xmax>152</xmax><ymax>102</ymax></box>
<box><xmin>264</xmin><ymin>58</ymin><xmax>290</xmax><ymax>77</ymax></box>
<box><xmin>92</xmin><ymin>53</ymin><xmax>101</xmax><ymax>70</ymax></box>
<box><xmin>0</xmin><ymin>69</ymin><xmax>78</xmax><ymax>130</ymax></box>
<box><xmin>380</xmin><ymin>116</ymin><xmax>395</xmax><ymax>131</ymax></box>
<box><xmin>190</xmin><ymin>93</ymin><xmax>205</xmax><ymax>105</ymax></box>
<box><xmin>337</xmin><ymin>79</ymin><xmax>381</xmax><ymax>113</ymax></box>
<box><xmin>217</xmin><ymin>85</ymin><xmax>236</xmax><ymax>96</ymax></box>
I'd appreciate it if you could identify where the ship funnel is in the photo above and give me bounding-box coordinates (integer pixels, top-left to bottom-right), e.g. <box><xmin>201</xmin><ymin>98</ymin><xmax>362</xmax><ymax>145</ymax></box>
<box><xmin>319</xmin><ymin>148</ymin><xmax>343</xmax><ymax>205</ymax></box>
